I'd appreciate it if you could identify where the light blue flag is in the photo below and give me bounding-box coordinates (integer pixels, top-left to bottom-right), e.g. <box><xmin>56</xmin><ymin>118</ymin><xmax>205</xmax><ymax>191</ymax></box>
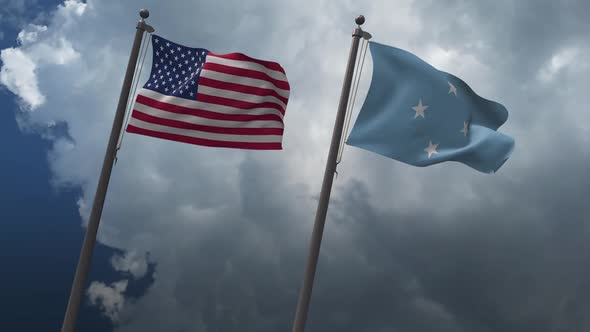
<box><xmin>346</xmin><ymin>42</ymin><xmax>515</xmax><ymax>173</ymax></box>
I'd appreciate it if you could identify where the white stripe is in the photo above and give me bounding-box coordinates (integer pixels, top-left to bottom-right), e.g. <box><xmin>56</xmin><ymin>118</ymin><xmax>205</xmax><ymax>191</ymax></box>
<box><xmin>128</xmin><ymin>117</ymin><xmax>283</xmax><ymax>143</ymax></box>
<box><xmin>206</xmin><ymin>55</ymin><xmax>288</xmax><ymax>82</ymax></box>
<box><xmin>137</xmin><ymin>89</ymin><xmax>285</xmax><ymax>120</ymax></box>
<box><xmin>134</xmin><ymin>103</ymin><xmax>284</xmax><ymax>129</ymax></box>
<box><xmin>199</xmin><ymin>70</ymin><xmax>290</xmax><ymax>99</ymax></box>
<box><xmin>196</xmin><ymin>85</ymin><xmax>287</xmax><ymax>110</ymax></box>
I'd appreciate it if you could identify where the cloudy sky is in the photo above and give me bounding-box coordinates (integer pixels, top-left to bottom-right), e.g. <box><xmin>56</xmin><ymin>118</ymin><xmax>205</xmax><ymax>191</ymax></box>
<box><xmin>1</xmin><ymin>0</ymin><xmax>589</xmax><ymax>331</ymax></box>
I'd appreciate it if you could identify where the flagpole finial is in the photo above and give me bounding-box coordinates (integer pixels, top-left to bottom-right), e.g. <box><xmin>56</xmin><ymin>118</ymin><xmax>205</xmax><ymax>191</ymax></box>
<box><xmin>139</xmin><ymin>9</ymin><xmax>149</xmax><ymax>20</ymax></box>
<box><xmin>137</xmin><ymin>9</ymin><xmax>155</xmax><ymax>33</ymax></box>
<box><xmin>355</xmin><ymin>15</ymin><xmax>365</xmax><ymax>26</ymax></box>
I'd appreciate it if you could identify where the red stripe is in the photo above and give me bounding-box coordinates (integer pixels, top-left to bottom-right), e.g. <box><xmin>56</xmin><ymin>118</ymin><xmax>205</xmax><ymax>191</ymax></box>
<box><xmin>126</xmin><ymin>124</ymin><xmax>282</xmax><ymax>150</ymax></box>
<box><xmin>202</xmin><ymin>63</ymin><xmax>290</xmax><ymax>91</ymax></box>
<box><xmin>136</xmin><ymin>94</ymin><xmax>284</xmax><ymax>123</ymax></box>
<box><xmin>199</xmin><ymin>77</ymin><xmax>289</xmax><ymax>105</ymax></box>
<box><xmin>196</xmin><ymin>94</ymin><xmax>285</xmax><ymax>115</ymax></box>
<box><xmin>208</xmin><ymin>52</ymin><xmax>286</xmax><ymax>75</ymax></box>
<box><xmin>132</xmin><ymin>110</ymin><xmax>284</xmax><ymax>136</ymax></box>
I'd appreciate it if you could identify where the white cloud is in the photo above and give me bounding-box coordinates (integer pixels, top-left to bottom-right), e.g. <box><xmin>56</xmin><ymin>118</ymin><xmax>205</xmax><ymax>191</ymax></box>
<box><xmin>62</xmin><ymin>0</ymin><xmax>87</xmax><ymax>16</ymax></box>
<box><xmin>111</xmin><ymin>251</ymin><xmax>149</xmax><ymax>279</ymax></box>
<box><xmin>537</xmin><ymin>46</ymin><xmax>579</xmax><ymax>83</ymax></box>
<box><xmin>0</xmin><ymin>0</ymin><xmax>85</xmax><ymax>110</ymax></box>
<box><xmin>17</xmin><ymin>24</ymin><xmax>48</xmax><ymax>43</ymax></box>
<box><xmin>0</xmin><ymin>47</ymin><xmax>44</xmax><ymax>108</ymax></box>
<box><xmin>87</xmin><ymin>280</ymin><xmax>128</xmax><ymax>321</ymax></box>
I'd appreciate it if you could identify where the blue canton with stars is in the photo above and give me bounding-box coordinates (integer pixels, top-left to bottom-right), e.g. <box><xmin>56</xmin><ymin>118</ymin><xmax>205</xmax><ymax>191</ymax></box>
<box><xmin>144</xmin><ymin>35</ymin><xmax>209</xmax><ymax>100</ymax></box>
<box><xmin>347</xmin><ymin>41</ymin><xmax>515</xmax><ymax>174</ymax></box>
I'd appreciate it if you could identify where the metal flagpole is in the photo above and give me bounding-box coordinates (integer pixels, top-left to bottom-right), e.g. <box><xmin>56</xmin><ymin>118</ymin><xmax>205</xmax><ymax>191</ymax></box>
<box><xmin>292</xmin><ymin>15</ymin><xmax>368</xmax><ymax>332</ymax></box>
<box><xmin>61</xmin><ymin>9</ymin><xmax>155</xmax><ymax>332</ymax></box>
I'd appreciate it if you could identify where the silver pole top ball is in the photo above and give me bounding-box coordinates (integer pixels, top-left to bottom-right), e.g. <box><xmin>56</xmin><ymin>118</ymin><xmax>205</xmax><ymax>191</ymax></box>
<box><xmin>355</xmin><ymin>15</ymin><xmax>365</xmax><ymax>25</ymax></box>
<box><xmin>139</xmin><ymin>9</ymin><xmax>149</xmax><ymax>19</ymax></box>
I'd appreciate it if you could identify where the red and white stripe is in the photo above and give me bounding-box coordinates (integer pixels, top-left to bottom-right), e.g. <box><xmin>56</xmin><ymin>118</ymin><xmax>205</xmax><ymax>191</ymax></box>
<box><xmin>127</xmin><ymin>53</ymin><xmax>290</xmax><ymax>150</ymax></box>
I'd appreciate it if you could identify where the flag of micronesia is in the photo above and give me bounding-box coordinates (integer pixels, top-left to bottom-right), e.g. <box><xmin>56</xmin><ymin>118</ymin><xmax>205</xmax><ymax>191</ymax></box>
<box><xmin>346</xmin><ymin>41</ymin><xmax>515</xmax><ymax>174</ymax></box>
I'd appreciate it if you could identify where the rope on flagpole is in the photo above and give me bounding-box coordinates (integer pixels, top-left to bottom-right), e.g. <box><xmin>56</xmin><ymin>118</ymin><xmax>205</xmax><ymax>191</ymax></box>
<box><xmin>336</xmin><ymin>35</ymin><xmax>369</xmax><ymax>168</ymax></box>
<box><xmin>115</xmin><ymin>30</ymin><xmax>152</xmax><ymax>164</ymax></box>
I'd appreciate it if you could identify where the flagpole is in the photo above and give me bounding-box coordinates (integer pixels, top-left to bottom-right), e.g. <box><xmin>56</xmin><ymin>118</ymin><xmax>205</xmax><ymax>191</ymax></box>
<box><xmin>60</xmin><ymin>9</ymin><xmax>154</xmax><ymax>332</ymax></box>
<box><xmin>291</xmin><ymin>15</ymin><xmax>366</xmax><ymax>332</ymax></box>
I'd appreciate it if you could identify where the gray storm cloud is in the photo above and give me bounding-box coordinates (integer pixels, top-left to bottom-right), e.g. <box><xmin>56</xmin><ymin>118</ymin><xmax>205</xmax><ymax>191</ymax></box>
<box><xmin>1</xmin><ymin>0</ymin><xmax>589</xmax><ymax>331</ymax></box>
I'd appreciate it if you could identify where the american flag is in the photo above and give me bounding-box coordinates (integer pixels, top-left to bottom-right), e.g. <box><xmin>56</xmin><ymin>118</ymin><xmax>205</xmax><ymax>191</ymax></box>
<box><xmin>126</xmin><ymin>35</ymin><xmax>290</xmax><ymax>150</ymax></box>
